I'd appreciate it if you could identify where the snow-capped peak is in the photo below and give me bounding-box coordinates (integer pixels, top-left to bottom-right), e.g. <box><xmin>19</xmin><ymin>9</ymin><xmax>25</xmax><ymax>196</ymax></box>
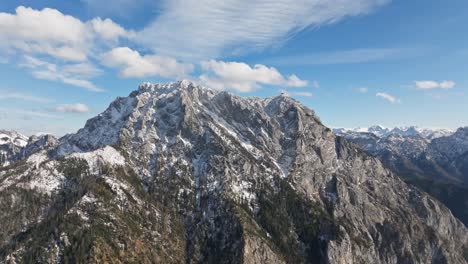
<box><xmin>333</xmin><ymin>125</ymin><xmax>454</xmax><ymax>140</ymax></box>
<box><xmin>0</xmin><ymin>130</ymin><xmax>29</xmax><ymax>148</ymax></box>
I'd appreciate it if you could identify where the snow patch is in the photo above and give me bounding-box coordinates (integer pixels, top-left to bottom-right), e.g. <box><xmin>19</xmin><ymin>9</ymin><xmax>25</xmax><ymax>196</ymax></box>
<box><xmin>68</xmin><ymin>146</ymin><xmax>126</xmax><ymax>173</ymax></box>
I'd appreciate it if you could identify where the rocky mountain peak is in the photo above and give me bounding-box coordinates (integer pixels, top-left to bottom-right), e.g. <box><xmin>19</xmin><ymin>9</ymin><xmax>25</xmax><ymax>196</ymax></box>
<box><xmin>0</xmin><ymin>130</ymin><xmax>29</xmax><ymax>167</ymax></box>
<box><xmin>0</xmin><ymin>130</ymin><xmax>28</xmax><ymax>148</ymax></box>
<box><xmin>453</xmin><ymin>126</ymin><xmax>468</xmax><ymax>138</ymax></box>
<box><xmin>1</xmin><ymin>82</ymin><xmax>467</xmax><ymax>263</ymax></box>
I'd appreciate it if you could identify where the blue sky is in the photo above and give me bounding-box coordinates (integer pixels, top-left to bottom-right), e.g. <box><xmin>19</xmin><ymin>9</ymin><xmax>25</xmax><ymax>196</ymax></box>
<box><xmin>0</xmin><ymin>0</ymin><xmax>466</xmax><ymax>135</ymax></box>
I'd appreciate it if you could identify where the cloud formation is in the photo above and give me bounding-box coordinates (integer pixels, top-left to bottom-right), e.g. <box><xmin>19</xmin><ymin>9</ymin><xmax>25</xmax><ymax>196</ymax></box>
<box><xmin>0</xmin><ymin>107</ymin><xmax>60</xmax><ymax>119</ymax></box>
<box><xmin>0</xmin><ymin>91</ymin><xmax>53</xmax><ymax>103</ymax></box>
<box><xmin>376</xmin><ymin>92</ymin><xmax>400</xmax><ymax>104</ymax></box>
<box><xmin>357</xmin><ymin>87</ymin><xmax>369</xmax><ymax>93</ymax></box>
<box><xmin>53</xmin><ymin>103</ymin><xmax>91</xmax><ymax>113</ymax></box>
<box><xmin>20</xmin><ymin>56</ymin><xmax>102</xmax><ymax>92</ymax></box>
<box><xmin>0</xmin><ymin>6</ymin><xmax>132</xmax><ymax>61</ymax></box>
<box><xmin>0</xmin><ymin>6</ymin><xmax>88</xmax><ymax>61</ymax></box>
<box><xmin>102</xmin><ymin>47</ymin><xmax>194</xmax><ymax>78</ymax></box>
<box><xmin>138</xmin><ymin>0</ymin><xmax>391</xmax><ymax>58</ymax></box>
<box><xmin>0</xmin><ymin>6</ymin><xmax>136</xmax><ymax>92</ymax></box>
<box><xmin>199</xmin><ymin>60</ymin><xmax>308</xmax><ymax>92</ymax></box>
<box><xmin>0</xmin><ymin>4</ymin><xmax>390</xmax><ymax>96</ymax></box>
<box><xmin>415</xmin><ymin>80</ymin><xmax>455</xmax><ymax>90</ymax></box>
<box><xmin>282</xmin><ymin>91</ymin><xmax>314</xmax><ymax>97</ymax></box>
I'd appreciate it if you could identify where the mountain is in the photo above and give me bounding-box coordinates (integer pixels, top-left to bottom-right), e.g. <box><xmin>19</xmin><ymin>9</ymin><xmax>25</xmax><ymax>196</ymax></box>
<box><xmin>0</xmin><ymin>130</ymin><xmax>28</xmax><ymax>167</ymax></box>
<box><xmin>0</xmin><ymin>131</ymin><xmax>58</xmax><ymax>168</ymax></box>
<box><xmin>429</xmin><ymin>127</ymin><xmax>468</xmax><ymax>175</ymax></box>
<box><xmin>335</xmin><ymin>127</ymin><xmax>468</xmax><ymax>227</ymax></box>
<box><xmin>1</xmin><ymin>81</ymin><xmax>467</xmax><ymax>263</ymax></box>
<box><xmin>335</xmin><ymin>126</ymin><xmax>454</xmax><ymax>140</ymax></box>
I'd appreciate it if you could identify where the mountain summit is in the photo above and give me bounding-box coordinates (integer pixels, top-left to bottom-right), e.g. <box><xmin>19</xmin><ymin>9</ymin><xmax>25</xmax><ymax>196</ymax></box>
<box><xmin>1</xmin><ymin>81</ymin><xmax>467</xmax><ymax>263</ymax></box>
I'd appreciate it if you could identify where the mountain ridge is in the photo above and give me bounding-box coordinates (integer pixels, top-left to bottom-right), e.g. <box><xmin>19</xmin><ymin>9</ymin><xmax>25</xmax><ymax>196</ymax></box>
<box><xmin>336</xmin><ymin>126</ymin><xmax>468</xmax><ymax>226</ymax></box>
<box><xmin>0</xmin><ymin>81</ymin><xmax>467</xmax><ymax>263</ymax></box>
<box><xmin>334</xmin><ymin>125</ymin><xmax>455</xmax><ymax>140</ymax></box>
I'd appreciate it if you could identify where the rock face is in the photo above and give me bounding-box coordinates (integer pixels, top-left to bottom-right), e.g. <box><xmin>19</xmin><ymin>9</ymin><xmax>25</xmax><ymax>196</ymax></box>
<box><xmin>1</xmin><ymin>81</ymin><xmax>467</xmax><ymax>263</ymax></box>
<box><xmin>0</xmin><ymin>131</ymin><xmax>58</xmax><ymax>168</ymax></box>
<box><xmin>336</xmin><ymin>127</ymin><xmax>468</xmax><ymax>227</ymax></box>
<box><xmin>335</xmin><ymin>126</ymin><xmax>468</xmax><ymax>184</ymax></box>
<box><xmin>0</xmin><ymin>130</ymin><xmax>28</xmax><ymax>167</ymax></box>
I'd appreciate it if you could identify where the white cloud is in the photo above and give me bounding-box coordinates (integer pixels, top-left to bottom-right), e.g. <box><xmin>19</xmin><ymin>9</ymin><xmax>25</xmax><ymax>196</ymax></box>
<box><xmin>53</xmin><ymin>103</ymin><xmax>91</xmax><ymax>113</ymax></box>
<box><xmin>285</xmin><ymin>74</ymin><xmax>308</xmax><ymax>87</ymax></box>
<box><xmin>0</xmin><ymin>91</ymin><xmax>53</xmax><ymax>103</ymax></box>
<box><xmin>0</xmin><ymin>6</ymin><xmax>89</xmax><ymax>61</ymax></box>
<box><xmin>357</xmin><ymin>87</ymin><xmax>369</xmax><ymax>93</ymax></box>
<box><xmin>283</xmin><ymin>91</ymin><xmax>314</xmax><ymax>97</ymax></box>
<box><xmin>62</xmin><ymin>63</ymin><xmax>102</xmax><ymax>78</ymax></box>
<box><xmin>415</xmin><ymin>80</ymin><xmax>455</xmax><ymax>90</ymax></box>
<box><xmin>102</xmin><ymin>47</ymin><xmax>194</xmax><ymax>78</ymax></box>
<box><xmin>0</xmin><ymin>6</ymin><xmax>138</xmax><ymax>93</ymax></box>
<box><xmin>376</xmin><ymin>92</ymin><xmax>400</xmax><ymax>104</ymax></box>
<box><xmin>90</xmin><ymin>17</ymin><xmax>134</xmax><ymax>41</ymax></box>
<box><xmin>137</xmin><ymin>0</ymin><xmax>391</xmax><ymax>58</ymax></box>
<box><xmin>199</xmin><ymin>60</ymin><xmax>307</xmax><ymax>92</ymax></box>
<box><xmin>21</xmin><ymin>55</ymin><xmax>103</xmax><ymax>92</ymax></box>
<box><xmin>0</xmin><ymin>6</ymin><xmax>132</xmax><ymax>62</ymax></box>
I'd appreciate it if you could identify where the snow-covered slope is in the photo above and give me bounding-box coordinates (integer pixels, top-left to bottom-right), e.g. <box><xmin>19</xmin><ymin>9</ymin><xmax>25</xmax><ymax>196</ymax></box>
<box><xmin>334</xmin><ymin>125</ymin><xmax>454</xmax><ymax>140</ymax></box>
<box><xmin>336</xmin><ymin>125</ymin><xmax>468</xmax><ymax>226</ymax></box>
<box><xmin>0</xmin><ymin>130</ymin><xmax>29</xmax><ymax>167</ymax></box>
<box><xmin>0</xmin><ymin>131</ymin><xmax>58</xmax><ymax>167</ymax></box>
<box><xmin>1</xmin><ymin>81</ymin><xmax>467</xmax><ymax>263</ymax></box>
<box><xmin>0</xmin><ymin>130</ymin><xmax>28</xmax><ymax>147</ymax></box>
<box><xmin>335</xmin><ymin>125</ymin><xmax>468</xmax><ymax>183</ymax></box>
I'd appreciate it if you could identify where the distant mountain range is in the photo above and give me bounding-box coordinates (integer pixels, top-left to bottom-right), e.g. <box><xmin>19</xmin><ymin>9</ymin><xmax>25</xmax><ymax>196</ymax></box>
<box><xmin>334</xmin><ymin>125</ymin><xmax>455</xmax><ymax>140</ymax></box>
<box><xmin>0</xmin><ymin>130</ymin><xmax>57</xmax><ymax>168</ymax></box>
<box><xmin>0</xmin><ymin>82</ymin><xmax>466</xmax><ymax>263</ymax></box>
<box><xmin>335</xmin><ymin>126</ymin><xmax>468</xmax><ymax>226</ymax></box>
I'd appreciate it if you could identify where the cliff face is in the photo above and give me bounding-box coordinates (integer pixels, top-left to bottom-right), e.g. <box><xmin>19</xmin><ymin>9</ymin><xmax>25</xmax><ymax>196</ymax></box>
<box><xmin>337</xmin><ymin>127</ymin><xmax>468</xmax><ymax>227</ymax></box>
<box><xmin>1</xmin><ymin>81</ymin><xmax>467</xmax><ymax>263</ymax></box>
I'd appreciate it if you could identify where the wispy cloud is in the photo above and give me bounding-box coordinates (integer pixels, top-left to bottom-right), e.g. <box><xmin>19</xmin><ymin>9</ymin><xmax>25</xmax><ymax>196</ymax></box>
<box><xmin>199</xmin><ymin>60</ymin><xmax>307</xmax><ymax>92</ymax></box>
<box><xmin>0</xmin><ymin>5</ymin><xmax>387</xmax><ymax>95</ymax></box>
<box><xmin>415</xmin><ymin>80</ymin><xmax>456</xmax><ymax>90</ymax></box>
<box><xmin>356</xmin><ymin>87</ymin><xmax>369</xmax><ymax>93</ymax></box>
<box><xmin>137</xmin><ymin>0</ymin><xmax>391</xmax><ymax>59</ymax></box>
<box><xmin>0</xmin><ymin>107</ymin><xmax>61</xmax><ymax>119</ymax></box>
<box><xmin>376</xmin><ymin>92</ymin><xmax>400</xmax><ymax>104</ymax></box>
<box><xmin>281</xmin><ymin>91</ymin><xmax>313</xmax><ymax>97</ymax></box>
<box><xmin>263</xmin><ymin>48</ymin><xmax>423</xmax><ymax>66</ymax></box>
<box><xmin>52</xmin><ymin>103</ymin><xmax>91</xmax><ymax>113</ymax></box>
<box><xmin>20</xmin><ymin>55</ymin><xmax>103</xmax><ymax>92</ymax></box>
<box><xmin>0</xmin><ymin>91</ymin><xmax>53</xmax><ymax>103</ymax></box>
<box><xmin>62</xmin><ymin>63</ymin><xmax>102</xmax><ymax>78</ymax></box>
